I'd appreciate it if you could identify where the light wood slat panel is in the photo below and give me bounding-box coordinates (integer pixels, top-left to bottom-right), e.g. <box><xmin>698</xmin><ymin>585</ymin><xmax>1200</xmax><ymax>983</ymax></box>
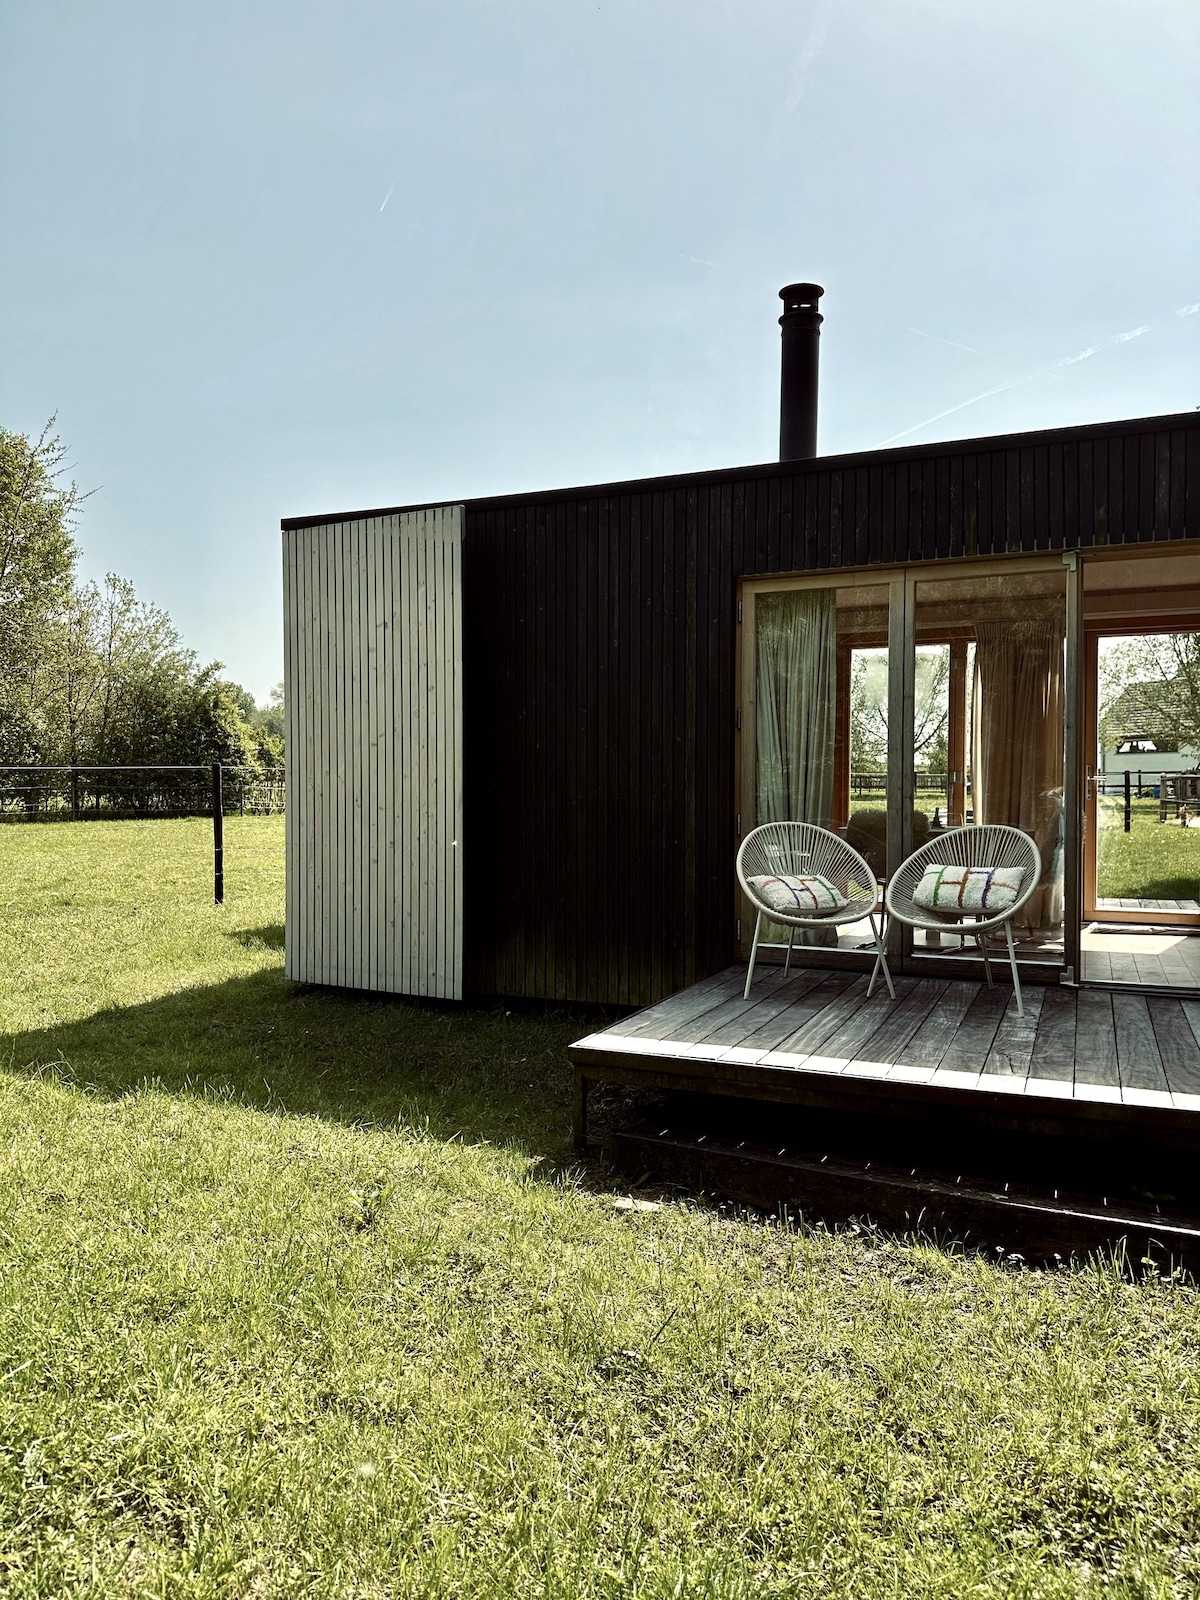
<box><xmin>282</xmin><ymin>528</ymin><xmax>302</xmax><ymax>979</ymax></box>
<box><xmin>282</xmin><ymin>507</ymin><xmax>464</xmax><ymax>998</ymax></box>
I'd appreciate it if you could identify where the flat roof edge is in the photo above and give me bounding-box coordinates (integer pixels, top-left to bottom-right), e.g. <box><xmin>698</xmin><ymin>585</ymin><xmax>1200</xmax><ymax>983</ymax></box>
<box><xmin>280</xmin><ymin>408</ymin><xmax>1200</xmax><ymax>531</ymax></box>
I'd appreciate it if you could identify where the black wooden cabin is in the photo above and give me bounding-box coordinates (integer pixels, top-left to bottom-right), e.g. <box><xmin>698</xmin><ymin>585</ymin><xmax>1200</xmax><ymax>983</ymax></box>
<box><xmin>283</xmin><ymin>406</ymin><xmax>1200</xmax><ymax>1007</ymax></box>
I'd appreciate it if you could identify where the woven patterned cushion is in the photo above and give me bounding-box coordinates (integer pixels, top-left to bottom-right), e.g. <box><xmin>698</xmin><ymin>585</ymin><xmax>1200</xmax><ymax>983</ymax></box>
<box><xmin>748</xmin><ymin>873</ymin><xmax>849</xmax><ymax>915</ymax></box>
<box><xmin>912</xmin><ymin>863</ymin><xmax>1026</xmax><ymax>915</ymax></box>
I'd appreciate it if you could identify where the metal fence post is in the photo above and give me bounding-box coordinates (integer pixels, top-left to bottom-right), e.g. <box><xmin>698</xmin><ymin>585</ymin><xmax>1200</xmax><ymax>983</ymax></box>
<box><xmin>1124</xmin><ymin>769</ymin><xmax>1132</xmax><ymax>833</ymax></box>
<box><xmin>212</xmin><ymin>762</ymin><xmax>224</xmax><ymax>904</ymax></box>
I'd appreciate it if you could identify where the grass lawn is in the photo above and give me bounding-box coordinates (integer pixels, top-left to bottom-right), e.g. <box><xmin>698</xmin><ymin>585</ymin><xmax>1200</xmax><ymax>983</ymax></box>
<box><xmin>1097</xmin><ymin>798</ymin><xmax>1200</xmax><ymax>902</ymax></box>
<box><xmin>2</xmin><ymin>820</ymin><xmax>1200</xmax><ymax>1597</ymax></box>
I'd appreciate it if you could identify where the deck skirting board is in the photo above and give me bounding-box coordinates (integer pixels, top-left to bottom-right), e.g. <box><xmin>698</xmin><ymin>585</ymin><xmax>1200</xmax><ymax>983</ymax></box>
<box><xmin>610</xmin><ymin>1130</ymin><xmax>1200</xmax><ymax>1275</ymax></box>
<box><xmin>571</xmin><ymin>965</ymin><xmax>1200</xmax><ymax>1152</ymax></box>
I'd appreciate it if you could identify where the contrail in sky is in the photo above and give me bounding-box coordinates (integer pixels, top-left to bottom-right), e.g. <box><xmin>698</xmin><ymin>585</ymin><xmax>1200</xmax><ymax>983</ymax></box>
<box><xmin>906</xmin><ymin>327</ymin><xmax>984</xmax><ymax>356</ymax></box>
<box><xmin>379</xmin><ymin>181</ymin><xmax>397</xmax><ymax>213</ymax></box>
<box><xmin>875</xmin><ymin>375</ymin><xmax>1039</xmax><ymax>447</ymax></box>
<box><xmin>876</xmin><ymin>316</ymin><xmax>1165</xmax><ymax>448</ymax></box>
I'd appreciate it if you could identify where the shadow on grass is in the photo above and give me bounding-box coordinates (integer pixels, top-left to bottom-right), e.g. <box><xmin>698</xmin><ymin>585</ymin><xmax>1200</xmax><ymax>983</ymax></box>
<box><xmin>228</xmin><ymin>923</ymin><xmax>286</xmax><ymax>951</ymax></box>
<box><xmin>1107</xmin><ymin>879</ymin><xmax>1200</xmax><ymax>902</ymax></box>
<box><xmin>2</xmin><ymin>963</ymin><xmax>617</xmax><ymax>1160</ymax></box>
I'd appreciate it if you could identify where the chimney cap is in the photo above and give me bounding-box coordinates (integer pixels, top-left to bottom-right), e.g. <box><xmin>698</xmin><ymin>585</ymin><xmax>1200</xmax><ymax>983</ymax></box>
<box><xmin>779</xmin><ymin>282</ymin><xmax>824</xmax><ymax>317</ymax></box>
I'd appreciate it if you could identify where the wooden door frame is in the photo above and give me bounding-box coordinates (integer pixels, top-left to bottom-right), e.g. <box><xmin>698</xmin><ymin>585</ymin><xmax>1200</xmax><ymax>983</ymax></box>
<box><xmin>1082</xmin><ymin>612</ymin><xmax>1200</xmax><ymax>928</ymax></box>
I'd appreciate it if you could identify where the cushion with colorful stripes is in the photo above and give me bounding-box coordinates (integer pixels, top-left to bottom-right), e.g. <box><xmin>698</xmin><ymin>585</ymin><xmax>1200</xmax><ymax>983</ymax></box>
<box><xmin>912</xmin><ymin>863</ymin><xmax>1026</xmax><ymax>915</ymax></box>
<box><xmin>748</xmin><ymin>873</ymin><xmax>850</xmax><ymax>915</ymax></box>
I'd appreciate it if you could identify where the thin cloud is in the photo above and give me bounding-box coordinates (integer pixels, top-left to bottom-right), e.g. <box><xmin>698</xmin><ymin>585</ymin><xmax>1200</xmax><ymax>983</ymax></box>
<box><xmin>378</xmin><ymin>181</ymin><xmax>397</xmax><ymax>213</ymax></box>
<box><xmin>767</xmin><ymin>0</ymin><xmax>833</xmax><ymax>152</ymax></box>
<box><xmin>907</xmin><ymin>327</ymin><xmax>984</xmax><ymax>356</ymax></box>
<box><xmin>1054</xmin><ymin>347</ymin><xmax>1096</xmax><ymax>367</ymax></box>
<box><xmin>1176</xmin><ymin>302</ymin><xmax>1200</xmax><ymax>317</ymax></box>
<box><xmin>1114</xmin><ymin>323</ymin><xmax>1152</xmax><ymax>342</ymax></box>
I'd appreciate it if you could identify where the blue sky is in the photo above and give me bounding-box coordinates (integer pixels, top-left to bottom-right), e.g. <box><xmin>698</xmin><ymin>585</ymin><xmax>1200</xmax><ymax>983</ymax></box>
<box><xmin>2</xmin><ymin>0</ymin><xmax>1197</xmax><ymax>700</ymax></box>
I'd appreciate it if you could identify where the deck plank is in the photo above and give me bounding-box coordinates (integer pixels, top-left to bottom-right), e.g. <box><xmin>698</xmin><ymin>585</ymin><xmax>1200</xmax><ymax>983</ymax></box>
<box><xmin>810</xmin><ymin>983</ymin><xmax>927</xmax><ymax>1069</ymax></box>
<box><xmin>1073</xmin><ymin>990</ymin><xmax>1119</xmax><ymax>1089</ymax></box>
<box><xmin>658</xmin><ymin>966</ymin><xmax>794</xmax><ymax>1044</ymax></box>
<box><xmin>847</xmin><ymin>979</ymin><xmax>947</xmax><ymax>1066</ymax></box>
<box><xmin>1108</xmin><ymin>951</ymin><xmax>1140</xmax><ymax>984</ymax></box>
<box><xmin>1029</xmin><ymin>986</ymin><xmax>1078</xmax><ymax>1082</ymax></box>
<box><xmin>982</xmin><ymin>984</ymin><xmax>1045</xmax><ymax>1078</ymax></box>
<box><xmin>1148</xmin><ymin>998</ymin><xmax>1200</xmax><ymax>1096</ymax></box>
<box><xmin>935</xmin><ymin>985</ymin><xmax>1013</xmax><ymax>1080</ymax></box>
<box><xmin>893</xmin><ymin>981</ymin><xmax>979</xmax><ymax>1073</ymax></box>
<box><xmin>607</xmin><ymin>969</ymin><xmax>743</xmax><ymax>1038</ymax></box>
<box><xmin>734</xmin><ymin>973</ymin><xmax>858</xmax><ymax>1052</ymax></box>
<box><xmin>1113</xmin><ymin>993</ymin><xmax>1169</xmax><ymax>1094</ymax></box>
<box><xmin>767</xmin><ymin>976</ymin><xmax>875</xmax><ymax>1059</ymax></box>
<box><xmin>690</xmin><ymin>968</ymin><xmax>830</xmax><ymax>1047</ymax></box>
<box><xmin>1082</xmin><ymin>948</ymin><xmax>1112</xmax><ymax>982</ymax></box>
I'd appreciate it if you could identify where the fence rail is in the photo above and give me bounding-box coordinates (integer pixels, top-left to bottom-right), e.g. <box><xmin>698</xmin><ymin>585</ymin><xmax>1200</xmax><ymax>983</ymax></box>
<box><xmin>850</xmin><ymin>772</ymin><xmax>953</xmax><ymax>795</ymax></box>
<box><xmin>0</xmin><ymin>765</ymin><xmax>285</xmax><ymax>823</ymax></box>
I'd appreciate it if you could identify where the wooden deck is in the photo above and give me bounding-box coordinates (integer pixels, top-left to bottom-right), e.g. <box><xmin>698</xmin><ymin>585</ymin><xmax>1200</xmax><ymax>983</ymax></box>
<box><xmin>570</xmin><ymin>966</ymin><xmax>1200</xmax><ymax>1152</ymax></box>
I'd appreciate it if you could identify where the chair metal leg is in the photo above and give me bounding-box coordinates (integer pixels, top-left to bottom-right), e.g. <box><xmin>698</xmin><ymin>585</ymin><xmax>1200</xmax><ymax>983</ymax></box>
<box><xmin>743</xmin><ymin>910</ymin><xmax>763</xmax><ymax>1000</ymax></box>
<box><xmin>867</xmin><ymin>912</ymin><xmax>896</xmax><ymax>999</ymax></box>
<box><xmin>976</xmin><ymin>919</ymin><xmax>994</xmax><ymax>987</ymax></box>
<box><xmin>784</xmin><ymin>926</ymin><xmax>796</xmax><ymax>978</ymax></box>
<box><xmin>1004</xmin><ymin>918</ymin><xmax>1024</xmax><ymax>1015</ymax></box>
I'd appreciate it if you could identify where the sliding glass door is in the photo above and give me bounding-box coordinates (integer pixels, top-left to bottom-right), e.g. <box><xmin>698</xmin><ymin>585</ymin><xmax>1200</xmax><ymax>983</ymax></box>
<box><xmin>903</xmin><ymin>566</ymin><xmax>1068</xmax><ymax>977</ymax></box>
<box><xmin>739</xmin><ymin>557</ymin><xmax>1070</xmax><ymax>981</ymax></box>
<box><xmin>740</xmin><ymin>543</ymin><xmax>1200</xmax><ymax>992</ymax></box>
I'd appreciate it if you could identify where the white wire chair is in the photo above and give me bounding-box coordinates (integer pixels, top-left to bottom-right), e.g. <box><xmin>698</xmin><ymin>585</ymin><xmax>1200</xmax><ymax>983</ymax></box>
<box><xmin>736</xmin><ymin>822</ymin><xmax>895</xmax><ymax>1001</ymax></box>
<box><xmin>884</xmin><ymin>824</ymin><xmax>1043</xmax><ymax>1015</ymax></box>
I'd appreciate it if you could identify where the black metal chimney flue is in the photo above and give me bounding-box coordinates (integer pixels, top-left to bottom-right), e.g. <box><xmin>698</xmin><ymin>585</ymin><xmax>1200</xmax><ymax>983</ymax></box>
<box><xmin>778</xmin><ymin>282</ymin><xmax>824</xmax><ymax>460</ymax></box>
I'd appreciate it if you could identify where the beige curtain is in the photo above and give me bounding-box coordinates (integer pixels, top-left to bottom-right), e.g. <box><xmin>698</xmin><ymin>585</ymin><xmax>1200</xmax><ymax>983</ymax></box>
<box><xmin>973</xmin><ymin>619</ymin><xmax>1065</xmax><ymax>928</ymax></box>
<box><xmin>756</xmin><ymin>588</ymin><xmax>837</xmax><ymax>826</ymax></box>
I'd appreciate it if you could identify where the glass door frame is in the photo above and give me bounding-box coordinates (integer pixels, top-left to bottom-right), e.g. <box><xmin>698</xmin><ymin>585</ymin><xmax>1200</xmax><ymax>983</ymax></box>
<box><xmin>737</xmin><ymin>551</ymin><xmax>1082</xmax><ymax>983</ymax></box>
<box><xmin>1081</xmin><ymin>614</ymin><xmax>1200</xmax><ymax>929</ymax></box>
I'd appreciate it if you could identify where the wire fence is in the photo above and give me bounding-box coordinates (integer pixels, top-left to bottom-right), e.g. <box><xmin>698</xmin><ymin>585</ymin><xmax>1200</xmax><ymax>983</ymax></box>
<box><xmin>0</xmin><ymin>765</ymin><xmax>284</xmax><ymax>823</ymax></box>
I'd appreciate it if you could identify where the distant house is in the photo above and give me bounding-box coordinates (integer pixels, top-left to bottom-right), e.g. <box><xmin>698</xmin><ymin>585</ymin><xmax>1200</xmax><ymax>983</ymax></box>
<box><xmin>1100</xmin><ymin>679</ymin><xmax>1199</xmax><ymax>778</ymax></box>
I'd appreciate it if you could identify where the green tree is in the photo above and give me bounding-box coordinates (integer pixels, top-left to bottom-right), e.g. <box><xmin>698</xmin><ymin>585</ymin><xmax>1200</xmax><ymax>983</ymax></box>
<box><xmin>849</xmin><ymin>646</ymin><xmax>950</xmax><ymax>773</ymax></box>
<box><xmin>0</xmin><ymin>421</ymin><xmax>83</xmax><ymax>761</ymax></box>
<box><xmin>1</xmin><ymin>421</ymin><xmax>277</xmax><ymax>799</ymax></box>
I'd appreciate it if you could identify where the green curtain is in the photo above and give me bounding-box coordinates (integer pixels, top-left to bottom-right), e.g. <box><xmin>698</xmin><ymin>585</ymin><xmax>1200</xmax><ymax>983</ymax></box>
<box><xmin>973</xmin><ymin>619</ymin><xmax>1065</xmax><ymax>928</ymax></box>
<box><xmin>756</xmin><ymin>588</ymin><xmax>837</xmax><ymax>827</ymax></box>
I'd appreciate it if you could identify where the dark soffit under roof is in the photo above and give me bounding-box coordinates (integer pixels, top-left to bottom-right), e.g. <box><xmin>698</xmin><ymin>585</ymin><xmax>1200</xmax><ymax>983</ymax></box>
<box><xmin>280</xmin><ymin>407</ymin><xmax>1200</xmax><ymax>531</ymax></box>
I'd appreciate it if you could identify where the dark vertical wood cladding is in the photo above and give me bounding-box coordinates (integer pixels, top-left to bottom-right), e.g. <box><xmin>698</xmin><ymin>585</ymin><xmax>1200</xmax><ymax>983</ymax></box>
<box><xmin>454</xmin><ymin>416</ymin><xmax>1198</xmax><ymax>1004</ymax></box>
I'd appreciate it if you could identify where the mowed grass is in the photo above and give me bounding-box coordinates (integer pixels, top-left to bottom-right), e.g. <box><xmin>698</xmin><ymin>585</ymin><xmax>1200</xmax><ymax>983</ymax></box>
<box><xmin>1097</xmin><ymin>797</ymin><xmax>1200</xmax><ymax>902</ymax></box>
<box><xmin>2</xmin><ymin>822</ymin><xmax>1200</xmax><ymax>1597</ymax></box>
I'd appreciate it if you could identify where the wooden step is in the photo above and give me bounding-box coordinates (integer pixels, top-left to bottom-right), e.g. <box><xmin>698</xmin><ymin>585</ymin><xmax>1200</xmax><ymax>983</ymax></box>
<box><xmin>612</xmin><ymin>1127</ymin><xmax>1200</xmax><ymax>1274</ymax></box>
